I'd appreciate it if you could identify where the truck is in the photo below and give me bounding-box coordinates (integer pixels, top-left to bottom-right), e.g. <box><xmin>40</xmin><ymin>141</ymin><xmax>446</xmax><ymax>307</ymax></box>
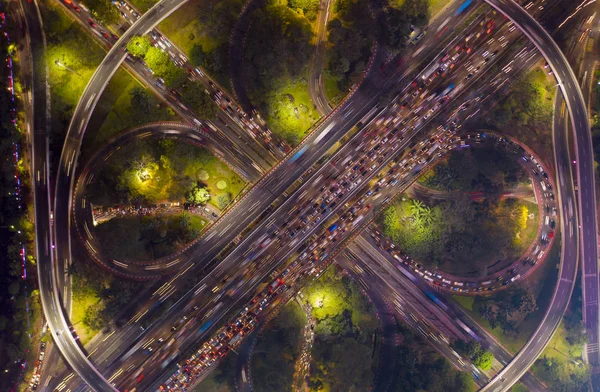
<box><xmin>228</xmin><ymin>333</ymin><xmax>242</xmax><ymax>347</ymax></box>
<box><xmin>269</xmin><ymin>279</ymin><xmax>283</xmax><ymax>293</ymax></box>
<box><xmin>427</xmin><ymin>142</ymin><xmax>440</xmax><ymax>156</ymax></box>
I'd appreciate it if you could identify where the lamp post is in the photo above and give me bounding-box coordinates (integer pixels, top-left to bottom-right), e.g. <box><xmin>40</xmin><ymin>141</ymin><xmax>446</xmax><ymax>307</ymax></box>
<box><xmin>55</xmin><ymin>60</ymin><xmax>82</xmax><ymax>77</ymax></box>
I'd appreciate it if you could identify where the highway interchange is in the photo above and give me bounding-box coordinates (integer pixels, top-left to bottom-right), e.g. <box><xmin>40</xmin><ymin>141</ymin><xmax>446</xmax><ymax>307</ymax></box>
<box><xmin>20</xmin><ymin>0</ymin><xmax>600</xmax><ymax>390</ymax></box>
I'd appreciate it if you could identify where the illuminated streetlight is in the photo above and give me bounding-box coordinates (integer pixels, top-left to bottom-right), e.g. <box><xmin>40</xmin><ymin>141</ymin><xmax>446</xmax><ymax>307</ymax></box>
<box><xmin>54</xmin><ymin>60</ymin><xmax>82</xmax><ymax>77</ymax></box>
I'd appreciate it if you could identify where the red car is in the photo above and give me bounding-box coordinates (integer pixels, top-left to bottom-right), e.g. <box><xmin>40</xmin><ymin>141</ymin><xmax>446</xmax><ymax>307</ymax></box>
<box><xmin>87</xmin><ymin>19</ymin><xmax>96</xmax><ymax>27</ymax></box>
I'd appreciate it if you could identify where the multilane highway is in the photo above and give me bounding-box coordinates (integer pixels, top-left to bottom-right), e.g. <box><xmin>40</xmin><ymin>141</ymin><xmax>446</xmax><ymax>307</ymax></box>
<box><xmin>50</xmin><ymin>8</ymin><xmax>516</xmax><ymax>387</ymax></box>
<box><xmin>49</xmin><ymin>6</ymin><xmax>491</xmax><ymax>390</ymax></box>
<box><xmin>44</xmin><ymin>0</ymin><xmax>586</xmax><ymax>391</ymax></box>
<box><xmin>48</xmin><ymin>2</ymin><xmax>556</xmax><ymax>388</ymax></box>
<box><xmin>480</xmin><ymin>0</ymin><xmax>594</xmax><ymax>390</ymax></box>
<box><xmin>127</xmin><ymin>36</ymin><xmax>549</xmax><ymax>386</ymax></box>
<box><xmin>72</xmin><ymin>122</ymin><xmax>252</xmax><ymax>278</ymax></box>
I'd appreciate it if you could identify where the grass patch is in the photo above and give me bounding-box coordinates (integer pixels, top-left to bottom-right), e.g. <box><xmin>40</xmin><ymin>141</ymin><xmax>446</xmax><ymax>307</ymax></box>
<box><xmin>263</xmin><ymin>81</ymin><xmax>321</xmax><ymax>145</ymax></box>
<box><xmin>71</xmin><ymin>285</ymin><xmax>101</xmax><ymax>345</ymax></box>
<box><xmin>323</xmin><ymin>72</ymin><xmax>344</xmax><ymax>105</ymax></box>
<box><xmin>43</xmin><ymin>0</ymin><xmax>107</xmax><ymax>145</ymax></box>
<box><xmin>251</xmin><ymin>301</ymin><xmax>307</xmax><ymax>391</ymax></box>
<box><xmin>429</xmin><ymin>0</ymin><xmax>449</xmax><ymax>17</ymax></box>
<box><xmin>129</xmin><ymin>0</ymin><xmax>158</xmax><ymax>12</ymax></box>
<box><xmin>84</xmin><ymin>77</ymin><xmax>177</xmax><ymax>156</ymax></box>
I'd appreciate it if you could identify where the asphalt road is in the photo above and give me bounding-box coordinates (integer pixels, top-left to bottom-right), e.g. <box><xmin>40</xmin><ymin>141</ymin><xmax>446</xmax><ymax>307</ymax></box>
<box><xmin>480</xmin><ymin>0</ymin><xmax>594</xmax><ymax>390</ymax></box>
<box><xmin>72</xmin><ymin>122</ymin><xmax>253</xmax><ymax>278</ymax></box>
<box><xmin>50</xmin><ymin>0</ymin><xmax>191</xmax><ymax>390</ymax></box>
<box><xmin>345</xmin><ymin>233</ymin><xmax>547</xmax><ymax>391</ymax></box>
<box><xmin>20</xmin><ymin>0</ymin><xmax>120</xmax><ymax>390</ymax></box>
<box><xmin>44</xmin><ymin>0</ymin><xmax>580</xmax><ymax>389</ymax></box>
<box><xmin>47</xmin><ymin>4</ymin><xmax>544</xmax><ymax>389</ymax></box>
<box><xmin>308</xmin><ymin>0</ymin><xmax>335</xmax><ymax>116</ymax></box>
<box><xmin>571</xmin><ymin>3</ymin><xmax>600</xmax><ymax>385</ymax></box>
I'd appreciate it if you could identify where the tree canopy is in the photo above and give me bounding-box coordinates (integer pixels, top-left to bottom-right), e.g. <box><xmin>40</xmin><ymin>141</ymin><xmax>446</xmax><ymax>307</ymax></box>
<box><xmin>127</xmin><ymin>36</ymin><xmax>152</xmax><ymax>58</ymax></box>
<box><xmin>187</xmin><ymin>186</ymin><xmax>210</xmax><ymax>205</ymax></box>
<box><xmin>85</xmin><ymin>0</ymin><xmax>120</xmax><ymax>25</ymax></box>
<box><xmin>143</xmin><ymin>47</ymin><xmax>188</xmax><ymax>89</ymax></box>
<box><xmin>180</xmin><ymin>81</ymin><xmax>219</xmax><ymax>119</ymax></box>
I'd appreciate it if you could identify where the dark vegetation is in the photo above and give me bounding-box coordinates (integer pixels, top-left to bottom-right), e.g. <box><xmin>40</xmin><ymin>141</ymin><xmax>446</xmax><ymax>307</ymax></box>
<box><xmin>0</xmin><ymin>16</ymin><xmax>39</xmax><ymax>388</ymax></box>
<box><xmin>419</xmin><ymin>146</ymin><xmax>529</xmax><ymax>193</ymax></box>
<box><xmin>391</xmin><ymin>323</ymin><xmax>476</xmax><ymax>391</ymax></box>
<box><xmin>480</xmin><ymin>68</ymin><xmax>554</xmax><ymax>163</ymax></box>
<box><xmin>325</xmin><ymin>0</ymin><xmax>428</xmax><ymax>96</ymax></box>
<box><xmin>468</xmin><ymin>285</ymin><xmax>538</xmax><ymax>338</ymax></box>
<box><xmin>304</xmin><ymin>267</ymin><xmax>378</xmax><ymax>391</ymax></box>
<box><xmin>251</xmin><ymin>302</ymin><xmax>307</xmax><ymax>392</ymax></box>
<box><xmin>381</xmin><ymin>146</ymin><xmax>536</xmax><ymax>275</ymax></box>
<box><xmin>159</xmin><ymin>0</ymin><xmax>245</xmax><ymax>85</ymax></box>
<box><xmin>84</xmin><ymin>0</ymin><xmax>120</xmax><ymax>25</ymax></box>
<box><xmin>94</xmin><ymin>213</ymin><xmax>207</xmax><ymax>261</ymax></box>
<box><xmin>242</xmin><ymin>0</ymin><xmax>319</xmax><ymax>144</ymax></box>
<box><xmin>192</xmin><ymin>353</ymin><xmax>236</xmax><ymax>392</ymax></box>
<box><xmin>324</xmin><ymin>0</ymin><xmax>375</xmax><ymax>94</ymax></box>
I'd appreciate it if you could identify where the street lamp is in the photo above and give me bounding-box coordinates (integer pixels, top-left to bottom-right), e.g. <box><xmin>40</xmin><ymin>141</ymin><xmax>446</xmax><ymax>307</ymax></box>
<box><xmin>54</xmin><ymin>60</ymin><xmax>82</xmax><ymax>77</ymax></box>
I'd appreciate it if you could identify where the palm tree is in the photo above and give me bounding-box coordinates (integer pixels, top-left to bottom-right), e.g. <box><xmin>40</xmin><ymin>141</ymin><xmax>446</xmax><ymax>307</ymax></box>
<box><xmin>410</xmin><ymin>199</ymin><xmax>426</xmax><ymax>217</ymax></box>
<box><xmin>421</xmin><ymin>207</ymin><xmax>434</xmax><ymax>225</ymax></box>
<box><xmin>178</xmin><ymin>212</ymin><xmax>191</xmax><ymax>230</ymax></box>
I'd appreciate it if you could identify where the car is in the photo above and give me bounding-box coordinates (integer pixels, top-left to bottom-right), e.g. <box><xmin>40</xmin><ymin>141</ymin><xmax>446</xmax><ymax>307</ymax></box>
<box><xmin>88</xmin><ymin>19</ymin><xmax>96</xmax><ymax>27</ymax></box>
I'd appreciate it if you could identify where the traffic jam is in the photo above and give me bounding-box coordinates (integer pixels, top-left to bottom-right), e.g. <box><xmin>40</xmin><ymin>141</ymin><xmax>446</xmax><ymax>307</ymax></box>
<box><xmin>51</xmin><ymin>0</ymin><xmax>556</xmax><ymax>390</ymax></box>
<box><xmin>118</xmin><ymin>4</ymin><xmax>545</xmax><ymax>389</ymax></box>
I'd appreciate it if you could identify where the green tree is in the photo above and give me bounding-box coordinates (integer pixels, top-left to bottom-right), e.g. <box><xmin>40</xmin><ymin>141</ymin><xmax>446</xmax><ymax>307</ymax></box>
<box><xmin>190</xmin><ymin>44</ymin><xmax>207</xmax><ymax>67</ymax></box>
<box><xmin>130</xmin><ymin>86</ymin><xmax>151</xmax><ymax>113</ymax></box>
<box><xmin>472</xmin><ymin>350</ymin><xmax>494</xmax><ymax>371</ymax></box>
<box><xmin>187</xmin><ymin>186</ymin><xmax>210</xmax><ymax>204</ymax></box>
<box><xmin>181</xmin><ymin>81</ymin><xmax>219</xmax><ymax>119</ymax></box>
<box><xmin>83</xmin><ymin>302</ymin><xmax>107</xmax><ymax>331</ymax></box>
<box><xmin>127</xmin><ymin>36</ymin><xmax>152</xmax><ymax>58</ymax></box>
<box><xmin>144</xmin><ymin>46</ymin><xmax>188</xmax><ymax>88</ymax></box>
<box><xmin>85</xmin><ymin>0</ymin><xmax>120</xmax><ymax>25</ymax></box>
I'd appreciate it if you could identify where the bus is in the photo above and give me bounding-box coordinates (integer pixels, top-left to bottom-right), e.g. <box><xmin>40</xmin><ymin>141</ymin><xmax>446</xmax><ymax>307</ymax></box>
<box><xmin>455</xmin><ymin>0</ymin><xmax>473</xmax><ymax>15</ymax></box>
